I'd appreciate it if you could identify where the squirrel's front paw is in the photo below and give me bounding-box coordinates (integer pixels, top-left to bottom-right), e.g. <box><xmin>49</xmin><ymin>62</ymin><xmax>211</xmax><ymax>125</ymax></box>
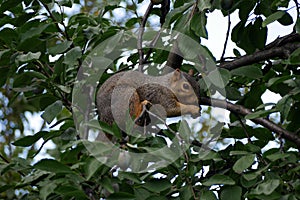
<box><xmin>190</xmin><ymin>105</ymin><xmax>201</xmax><ymax>118</ymax></box>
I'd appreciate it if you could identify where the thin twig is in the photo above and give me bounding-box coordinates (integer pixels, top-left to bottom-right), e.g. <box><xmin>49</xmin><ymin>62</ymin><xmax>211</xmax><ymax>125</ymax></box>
<box><xmin>236</xmin><ymin>115</ymin><xmax>269</xmax><ymax>165</ymax></box>
<box><xmin>294</xmin><ymin>0</ymin><xmax>299</xmax><ymax>33</ymax></box>
<box><xmin>0</xmin><ymin>153</ymin><xmax>9</xmax><ymax>164</ymax></box>
<box><xmin>39</xmin><ymin>1</ymin><xmax>69</xmax><ymax>41</ymax></box>
<box><xmin>138</xmin><ymin>2</ymin><xmax>154</xmax><ymax>72</ymax></box>
<box><xmin>146</xmin><ymin>110</ymin><xmax>177</xmax><ymax>134</ymax></box>
<box><xmin>189</xmin><ymin>0</ymin><xmax>198</xmax><ymax>22</ymax></box>
<box><xmin>236</xmin><ymin>114</ymin><xmax>252</xmax><ymax>144</ymax></box>
<box><xmin>220</xmin><ymin>12</ymin><xmax>231</xmax><ymax>62</ymax></box>
<box><xmin>143</xmin><ymin>29</ymin><xmax>163</xmax><ymax>62</ymax></box>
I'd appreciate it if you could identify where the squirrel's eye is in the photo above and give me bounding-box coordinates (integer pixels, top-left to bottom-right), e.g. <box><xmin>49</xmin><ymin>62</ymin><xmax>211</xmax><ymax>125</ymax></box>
<box><xmin>183</xmin><ymin>83</ymin><xmax>190</xmax><ymax>90</ymax></box>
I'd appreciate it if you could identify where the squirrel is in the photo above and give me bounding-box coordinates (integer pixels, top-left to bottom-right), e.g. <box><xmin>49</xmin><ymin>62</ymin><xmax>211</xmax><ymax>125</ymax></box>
<box><xmin>96</xmin><ymin>69</ymin><xmax>201</xmax><ymax>130</ymax></box>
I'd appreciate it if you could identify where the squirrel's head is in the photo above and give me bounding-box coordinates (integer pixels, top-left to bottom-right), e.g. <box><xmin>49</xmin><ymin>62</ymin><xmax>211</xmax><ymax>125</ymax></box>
<box><xmin>170</xmin><ymin>69</ymin><xmax>200</xmax><ymax>106</ymax></box>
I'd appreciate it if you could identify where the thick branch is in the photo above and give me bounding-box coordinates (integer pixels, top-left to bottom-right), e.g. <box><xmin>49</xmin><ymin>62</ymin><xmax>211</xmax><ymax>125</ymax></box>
<box><xmin>200</xmin><ymin>97</ymin><xmax>300</xmax><ymax>150</ymax></box>
<box><xmin>160</xmin><ymin>0</ymin><xmax>170</xmax><ymax>25</ymax></box>
<box><xmin>166</xmin><ymin>41</ymin><xmax>184</xmax><ymax>70</ymax></box>
<box><xmin>219</xmin><ymin>33</ymin><xmax>300</xmax><ymax>70</ymax></box>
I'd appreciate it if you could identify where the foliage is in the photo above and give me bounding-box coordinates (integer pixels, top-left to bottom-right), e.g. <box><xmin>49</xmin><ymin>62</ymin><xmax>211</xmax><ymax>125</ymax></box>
<box><xmin>0</xmin><ymin>0</ymin><xmax>300</xmax><ymax>199</ymax></box>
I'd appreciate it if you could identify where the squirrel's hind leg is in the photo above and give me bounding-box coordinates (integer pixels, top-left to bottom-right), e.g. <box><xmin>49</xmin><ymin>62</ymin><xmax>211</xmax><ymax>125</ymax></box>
<box><xmin>130</xmin><ymin>93</ymin><xmax>151</xmax><ymax>126</ymax></box>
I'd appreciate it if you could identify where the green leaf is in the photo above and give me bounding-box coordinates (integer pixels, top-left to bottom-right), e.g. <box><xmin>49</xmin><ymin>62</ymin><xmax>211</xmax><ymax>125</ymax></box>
<box><xmin>180</xmin><ymin>185</ymin><xmax>193</xmax><ymax>200</ymax></box>
<box><xmin>287</xmin><ymin>48</ymin><xmax>300</xmax><ymax>64</ymax></box>
<box><xmin>245</xmin><ymin>108</ymin><xmax>278</xmax><ymax>120</ymax></box>
<box><xmin>267</xmin><ymin>76</ymin><xmax>291</xmax><ymax>87</ymax></box>
<box><xmin>208</xmin><ymin>68</ymin><xmax>231</xmax><ymax>88</ymax></box>
<box><xmin>242</xmin><ymin>166</ymin><xmax>269</xmax><ymax>184</ymax></box>
<box><xmin>250</xmin><ymin>17</ymin><xmax>267</xmax><ymax>49</ymax></box>
<box><xmin>85</xmin><ymin>158</ymin><xmax>103</xmax><ymax>180</ymax></box>
<box><xmin>231</xmin><ymin>65</ymin><xmax>263</xmax><ymax>79</ymax></box>
<box><xmin>0</xmin><ymin>28</ymin><xmax>18</xmax><ymax>45</ymax></box>
<box><xmin>243</xmin><ymin>173</ymin><xmax>259</xmax><ymax>182</ymax></box>
<box><xmin>233</xmin><ymin>48</ymin><xmax>241</xmax><ymax>57</ymax></box>
<box><xmin>199</xmin><ymin>190</ymin><xmax>218</xmax><ymax>200</ymax></box>
<box><xmin>191</xmin><ymin>150</ymin><xmax>221</xmax><ymax>162</ymax></box>
<box><xmin>271</xmin><ymin>0</ymin><xmax>289</xmax><ymax>8</ymax></box>
<box><xmin>19</xmin><ymin>170</ymin><xmax>47</xmax><ymax>187</ymax></box>
<box><xmin>164</xmin><ymin>2</ymin><xmax>194</xmax><ymax>26</ymax></box>
<box><xmin>177</xmin><ymin>35</ymin><xmax>199</xmax><ymax>60</ymax></box>
<box><xmin>0</xmin><ymin>185</ymin><xmax>14</xmax><ymax>194</ymax></box>
<box><xmin>262</xmin><ymin>11</ymin><xmax>285</xmax><ymax>27</ymax></box>
<box><xmin>40</xmin><ymin>183</ymin><xmax>57</xmax><ymax>200</ymax></box>
<box><xmin>55</xmin><ymin>186</ymin><xmax>88</xmax><ymax>199</ymax></box>
<box><xmin>0</xmin><ymin>49</ymin><xmax>10</xmax><ymax>59</ymax></box>
<box><xmin>278</xmin><ymin>12</ymin><xmax>293</xmax><ymax>26</ymax></box>
<box><xmin>0</xmin><ymin>0</ymin><xmax>23</xmax><ymax>13</ymax></box>
<box><xmin>295</xmin><ymin>18</ymin><xmax>300</xmax><ymax>34</ymax></box>
<box><xmin>190</xmin><ymin>12</ymin><xmax>208</xmax><ymax>39</ymax></box>
<box><xmin>82</xmin><ymin>140</ymin><xmax>115</xmax><ymax>157</ymax></box>
<box><xmin>197</xmin><ymin>0</ymin><xmax>211</xmax><ymax>11</ymax></box>
<box><xmin>245</xmin><ymin>143</ymin><xmax>261</xmax><ymax>153</ymax></box>
<box><xmin>276</xmin><ymin>95</ymin><xmax>293</xmax><ymax>120</ymax></box>
<box><xmin>135</xmin><ymin>188</ymin><xmax>151</xmax><ymax>200</ymax></box>
<box><xmin>225</xmin><ymin>86</ymin><xmax>242</xmax><ymax>100</ymax></box>
<box><xmin>34</xmin><ymin>159</ymin><xmax>73</xmax><ymax>174</ymax></box>
<box><xmin>233</xmin><ymin>154</ymin><xmax>255</xmax><ymax>174</ymax></box>
<box><xmin>107</xmin><ymin>192</ymin><xmax>135</xmax><ymax>200</ymax></box>
<box><xmin>85</xmin><ymin>120</ymin><xmax>121</xmax><ymax>139</ymax></box>
<box><xmin>125</xmin><ymin>17</ymin><xmax>139</xmax><ymax>28</ymax></box>
<box><xmin>12</xmin><ymin>131</ymin><xmax>48</xmax><ymax>147</ymax></box>
<box><xmin>16</xmin><ymin>52</ymin><xmax>41</xmax><ymax>63</ymax></box>
<box><xmin>266</xmin><ymin>153</ymin><xmax>290</xmax><ymax>162</ymax></box>
<box><xmin>48</xmin><ymin>41</ymin><xmax>72</xmax><ymax>55</ymax></box>
<box><xmin>220</xmin><ymin>186</ymin><xmax>242</xmax><ymax>200</ymax></box>
<box><xmin>143</xmin><ymin>179</ymin><xmax>171</xmax><ymax>193</ymax></box>
<box><xmin>118</xmin><ymin>172</ymin><xmax>142</xmax><ymax>184</ymax></box>
<box><xmin>102</xmin><ymin>176</ymin><xmax>114</xmax><ymax>193</ymax></box>
<box><xmin>56</xmin><ymin>84</ymin><xmax>71</xmax><ymax>93</ymax></box>
<box><xmin>41</xmin><ymin>100</ymin><xmax>63</xmax><ymax>124</ymax></box>
<box><xmin>0</xmin><ymin>66</ymin><xmax>9</xmax><ymax>87</ymax></box>
<box><xmin>221</xmin><ymin>0</ymin><xmax>234</xmax><ymax>11</ymax></box>
<box><xmin>203</xmin><ymin>174</ymin><xmax>235</xmax><ymax>186</ymax></box>
<box><xmin>13</xmin><ymin>71</ymin><xmax>47</xmax><ymax>89</ymax></box>
<box><xmin>20</xmin><ymin>24</ymin><xmax>50</xmax><ymax>42</ymax></box>
<box><xmin>230</xmin><ymin>151</ymin><xmax>250</xmax><ymax>156</ymax></box>
<box><xmin>251</xmin><ymin>179</ymin><xmax>280</xmax><ymax>195</ymax></box>
<box><xmin>63</xmin><ymin>46</ymin><xmax>82</xmax><ymax>66</ymax></box>
<box><xmin>239</xmin><ymin>0</ymin><xmax>256</xmax><ymax>22</ymax></box>
<box><xmin>253</xmin><ymin>127</ymin><xmax>274</xmax><ymax>141</ymax></box>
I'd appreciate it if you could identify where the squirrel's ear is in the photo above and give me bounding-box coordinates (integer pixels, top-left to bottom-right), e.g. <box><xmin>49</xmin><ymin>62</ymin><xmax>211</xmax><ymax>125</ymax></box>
<box><xmin>172</xmin><ymin>69</ymin><xmax>182</xmax><ymax>81</ymax></box>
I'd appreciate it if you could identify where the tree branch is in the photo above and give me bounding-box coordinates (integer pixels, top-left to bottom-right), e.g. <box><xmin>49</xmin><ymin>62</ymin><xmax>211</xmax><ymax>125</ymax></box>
<box><xmin>219</xmin><ymin>33</ymin><xmax>300</xmax><ymax>70</ymax></box>
<box><xmin>166</xmin><ymin>41</ymin><xmax>184</xmax><ymax>70</ymax></box>
<box><xmin>220</xmin><ymin>12</ymin><xmax>231</xmax><ymax>62</ymax></box>
<box><xmin>138</xmin><ymin>2</ymin><xmax>154</xmax><ymax>72</ymax></box>
<box><xmin>200</xmin><ymin>97</ymin><xmax>300</xmax><ymax>150</ymax></box>
<box><xmin>293</xmin><ymin>0</ymin><xmax>299</xmax><ymax>33</ymax></box>
<box><xmin>160</xmin><ymin>0</ymin><xmax>170</xmax><ymax>25</ymax></box>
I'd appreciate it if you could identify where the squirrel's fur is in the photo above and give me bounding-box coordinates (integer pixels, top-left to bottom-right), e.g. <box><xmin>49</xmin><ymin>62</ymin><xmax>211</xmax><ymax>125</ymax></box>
<box><xmin>96</xmin><ymin>69</ymin><xmax>201</xmax><ymax>127</ymax></box>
